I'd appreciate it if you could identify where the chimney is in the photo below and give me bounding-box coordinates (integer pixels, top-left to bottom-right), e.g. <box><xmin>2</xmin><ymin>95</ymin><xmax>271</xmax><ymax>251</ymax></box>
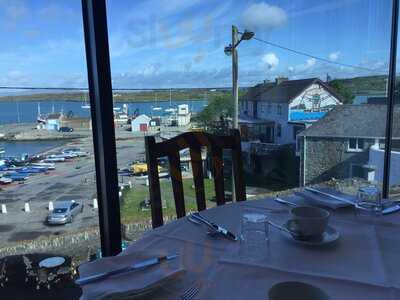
<box><xmin>275</xmin><ymin>77</ymin><xmax>288</xmax><ymax>85</ymax></box>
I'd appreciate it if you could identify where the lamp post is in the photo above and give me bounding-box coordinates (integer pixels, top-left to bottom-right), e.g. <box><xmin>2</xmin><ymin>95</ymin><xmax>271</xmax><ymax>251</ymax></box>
<box><xmin>224</xmin><ymin>26</ymin><xmax>254</xmax><ymax>129</ymax></box>
<box><xmin>225</xmin><ymin>26</ymin><xmax>254</xmax><ymax>202</ymax></box>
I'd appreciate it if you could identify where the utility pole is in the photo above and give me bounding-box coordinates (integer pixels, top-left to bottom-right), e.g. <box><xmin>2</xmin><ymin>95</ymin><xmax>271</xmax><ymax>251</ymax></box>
<box><xmin>232</xmin><ymin>25</ymin><xmax>239</xmax><ymax>129</ymax></box>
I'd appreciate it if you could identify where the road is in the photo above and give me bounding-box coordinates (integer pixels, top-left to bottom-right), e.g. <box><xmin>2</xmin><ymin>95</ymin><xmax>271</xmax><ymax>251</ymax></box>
<box><xmin>0</xmin><ymin>130</ymin><xmax>148</xmax><ymax>246</ymax></box>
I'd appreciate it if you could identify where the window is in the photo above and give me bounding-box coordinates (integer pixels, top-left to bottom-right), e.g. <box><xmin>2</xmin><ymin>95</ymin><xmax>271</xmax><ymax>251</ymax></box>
<box><xmin>261</xmin><ymin>104</ymin><xmax>265</xmax><ymax>113</ymax></box>
<box><xmin>0</xmin><ymin>1</ymin><xmax>101</xmax><ymax>265</ymax></box>
<box><xmin>277</xmin><ymin>124</ymin><xmax>282</xmax><ymax>138</ymax></box>
<box><xmin>277</xmin><ymin>105</ymin><xmax>282</xmax><ymax>115</ymax></box>
<box><xmin>348</xmin><ymin>138</ymin><xmax>364</xmax><ymax>151</ymax></box>
<box><xmin>268</xmin><ymin>104</ymin><xmax>272</xmax><ymax>113</ymax></box>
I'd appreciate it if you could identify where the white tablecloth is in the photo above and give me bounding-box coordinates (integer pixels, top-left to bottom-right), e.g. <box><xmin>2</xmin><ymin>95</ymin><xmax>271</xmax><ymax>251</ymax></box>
<box><xmin>79</xmin><ymin>198</ymin><xmax>400</xmax><ymax>299</ymax></box>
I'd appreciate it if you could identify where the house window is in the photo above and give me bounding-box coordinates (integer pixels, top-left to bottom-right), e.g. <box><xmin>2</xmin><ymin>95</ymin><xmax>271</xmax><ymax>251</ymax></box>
<box><xmin>348</xmin><ymin>138</ymin><xmax>364</xmax><ymax>151</ymax></box>
<box><xmin>277</xmin><ymin>105</ymin><xmax>282</xmax><ymax>115</ymax></box>
<box><xmin>277</xmin><ymin>124</ymin><xmax>282</xmax><ymax>138</ymax></box>
<box><xmin>261</xmin><ymin>104</ymin><xmax>265</xmax><ymax>113</ymax></box>
<box><xmin>268</xmin><ymin>104</ymin><xmax>272</xmax><ymax>113</ymax></box>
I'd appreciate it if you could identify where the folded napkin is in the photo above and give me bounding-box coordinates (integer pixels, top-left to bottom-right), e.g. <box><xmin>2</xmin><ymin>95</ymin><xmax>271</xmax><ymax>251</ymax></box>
<box><xmin>78</xmin><ymin>251</ymin><xmax>185</xmax><ymax>300</ymax></box>
<box><xmin>294</xmin><ymin>188</ymin><xmax>357</xmax><ymax>209</ymax></box>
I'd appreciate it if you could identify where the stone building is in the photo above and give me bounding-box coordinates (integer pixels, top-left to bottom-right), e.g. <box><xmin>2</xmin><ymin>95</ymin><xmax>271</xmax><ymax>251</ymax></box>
<box><xmin>298</xmin><ymin>104</ymin><xmax>400</xmax><ymax>186</ymax></box>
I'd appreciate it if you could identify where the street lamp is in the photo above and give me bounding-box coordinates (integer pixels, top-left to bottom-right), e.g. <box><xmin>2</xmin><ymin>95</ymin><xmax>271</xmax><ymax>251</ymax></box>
<box><xmin>224</xmin><ymin>26</ymin><xmax>254</xmax><ymax>129</ymax></box>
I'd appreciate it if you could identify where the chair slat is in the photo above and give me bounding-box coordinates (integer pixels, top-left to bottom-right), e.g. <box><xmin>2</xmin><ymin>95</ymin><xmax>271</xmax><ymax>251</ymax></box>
<box><xmin>145</xmin><ymin>136</ymin><xmax>163</xmax><ymax>228</ymax></box>
<box><xmin>190</xmin><ymin>147</ymin><xmax>206</xmax><ymax>211</ymax></box>
<box><xmin>211</xmin><ymin>145</ymin><xmax>225</xmax><ymax>205</ymax></box>
<box><xmin>168</xmin><ymin>151</ymin><xmax>186</xmax><ymax>218</ymax></box>
<box><xmin>231</xmin><ymin>129</ymin><xmax>246</xmax><ymax>202</ymax></box>
<box><xmin>145</xmin><ymin>129</ymin><xmax>246</xmax><ymax>228</ymax></box>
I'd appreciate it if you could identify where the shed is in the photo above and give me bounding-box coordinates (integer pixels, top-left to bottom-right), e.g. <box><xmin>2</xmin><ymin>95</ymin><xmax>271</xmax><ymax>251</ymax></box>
<box><xmin>131</xmin><ymin>114</ymin><xmax>151</xmax><ymax>132</ymax></box>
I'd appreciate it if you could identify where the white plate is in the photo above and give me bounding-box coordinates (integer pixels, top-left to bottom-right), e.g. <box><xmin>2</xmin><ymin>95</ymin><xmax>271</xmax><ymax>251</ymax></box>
<box><xmin>39</xmin><ymin>256</ymin><xmax>66</xmax><ymax>268</ymax></box>
<box><xmin>281</xmin><ymin>223</ymin><xmax>340</xmax><ymax>246</ymax></box>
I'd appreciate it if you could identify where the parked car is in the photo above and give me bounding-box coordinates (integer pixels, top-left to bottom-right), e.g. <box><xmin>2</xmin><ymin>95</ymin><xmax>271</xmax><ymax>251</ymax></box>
<box><xmin>59</xmin><ymin>127</ymin><xmax>74</xmax><ymax>133</ymax></box>
<box><xmin>47</xmin><ymin>200</ymin><xmax>83</xmax><ymax>225</ymax></box>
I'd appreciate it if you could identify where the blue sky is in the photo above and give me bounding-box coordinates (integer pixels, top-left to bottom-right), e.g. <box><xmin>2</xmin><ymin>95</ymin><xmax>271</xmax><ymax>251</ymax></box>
<box><xmin>0</xmin><ymin>0</ymin><xmax>393</xmax><ymax>89</ymax></box>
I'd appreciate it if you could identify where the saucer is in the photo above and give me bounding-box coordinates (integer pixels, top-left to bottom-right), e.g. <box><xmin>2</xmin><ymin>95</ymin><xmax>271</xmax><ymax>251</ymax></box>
<box><xmin>281</xmin><ymin>221</ymin><xmax>340</xmax><ymax>246</ymax></box>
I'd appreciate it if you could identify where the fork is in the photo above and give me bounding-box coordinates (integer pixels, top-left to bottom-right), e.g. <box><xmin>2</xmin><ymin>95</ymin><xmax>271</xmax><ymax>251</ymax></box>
<box><xmin>180</xmin><ymin>282</ymin><xmax>202</xmax><ymax>300</ymax></box>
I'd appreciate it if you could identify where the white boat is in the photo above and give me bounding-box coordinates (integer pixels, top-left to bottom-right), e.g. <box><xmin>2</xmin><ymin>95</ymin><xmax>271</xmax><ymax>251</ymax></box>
<box><xmin>0</xmin><ymin>177</ymin><xmax>12</xmax><ymax>184</ymax></box>
<box><xmin>31</xmin><ymin>162</ymin><xmax>56</xmax><ymax>170</ymax></box>
<box><xmin>164</xmin><ymin>89</ymin><xmax>177</xmax><ymax>113</ymax></box>
<box><xmin>81</xmin><ymin>92</ymin><xmax>90</xmax><ymax>109</ymax></box>
<box><xmin>152</xmin><ymin>92</ymin><xmax>162</xmax><ymax>111</ymax></box>
<box><xmin>43</xmin><ymin>157</ymin><xmax>66</xmax><ymax>163</ymax></box>
<box><xmin>62</xmin><ymin>150</ymin><xmax>88</xmax><ymax>157</ymax></box>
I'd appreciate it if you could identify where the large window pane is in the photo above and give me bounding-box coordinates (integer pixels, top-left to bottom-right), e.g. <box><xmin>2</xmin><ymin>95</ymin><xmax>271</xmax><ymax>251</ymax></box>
<box><xmin>105</xmin><ymin>0</ymin><xmax>394</xmax><ymax>231</ymax></box>
<box><xmin>0</xmin><ymin>1</ymin><xmax>100</xmax><ymax>267</ymax></box>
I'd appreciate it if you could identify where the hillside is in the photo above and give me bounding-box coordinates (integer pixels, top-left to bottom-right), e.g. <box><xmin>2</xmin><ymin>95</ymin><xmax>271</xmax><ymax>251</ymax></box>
<box><xmin>0</xmin><ymin>89</ymin><xmax>232</xmax><ymax>102</ymax></box>
<box><xmin>332</xmin><ymin>75</ymin><xmax>390</xmax><ymax>95</ymax></box>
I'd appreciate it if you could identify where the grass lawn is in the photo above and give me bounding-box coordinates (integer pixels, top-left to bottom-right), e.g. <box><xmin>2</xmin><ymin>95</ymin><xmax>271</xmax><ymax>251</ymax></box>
<box><xmin>121</xmin><ymin>178</ymin><xmax>217</xmax><ymax>223</ymax></box>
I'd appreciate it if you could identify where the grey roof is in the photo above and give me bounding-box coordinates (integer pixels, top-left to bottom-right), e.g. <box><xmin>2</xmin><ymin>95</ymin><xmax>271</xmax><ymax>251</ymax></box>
<box><xmin>239</xmin><ymin>115</ymin><xmax>274</xmax><ymax>124</ymax></box>
<box><xmin>244</xmin><ymin>78</ymin><xmax>343</xmax><ymax>104</ymax></box>
<box><xmin>299</xmin><ymin>104</ymin><xmax>400</xmax><ymax>138</ymax></box>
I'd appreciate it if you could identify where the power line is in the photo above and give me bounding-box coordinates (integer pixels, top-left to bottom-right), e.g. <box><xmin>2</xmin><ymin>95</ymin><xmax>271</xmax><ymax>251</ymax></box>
<box><xmin>0</xmin><ymin>86</ymin><xmax>233</xmax><ymax>91</ymax></box>
<box><xmin>252</xmin><ymin>36</ymin><xmax>380</xmax><ymax>73</ymax></box>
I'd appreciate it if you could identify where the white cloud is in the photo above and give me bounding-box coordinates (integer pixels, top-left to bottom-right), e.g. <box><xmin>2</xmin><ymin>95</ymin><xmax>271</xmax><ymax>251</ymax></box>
<box><xmin>241</xmin><ymin>2</ymin><xmax>287</xmax><ymax>31</ymax></box>
<box><xmin>305</xmin><ymin>58</ymin><xmax>316</xmax><ymax>69</ymax></box>
<box><xmin>262</xmin><ymin>52</ymin><xmax>279</xmax><ymax>70</ymax></box>
<box><xmin>288</xmin><ymin>66</ymin><xmax>294</xmax><ymax>72</ymax></box>
<box><xmin>329</xmin><ymin>51</ymin><xmax>340</xmax><ymax>61</ymax></box>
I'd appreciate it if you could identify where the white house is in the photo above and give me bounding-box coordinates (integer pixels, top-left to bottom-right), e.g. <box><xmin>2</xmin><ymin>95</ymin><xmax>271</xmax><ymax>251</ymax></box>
<box><xmin>131</xmin><ymin>114</ymin><xmax>151</xmax><ymax>132</ymax></box>
<box><xmin>177</xmin><ymin>104</ymin><xmax>191</xmax><ymax>126</ymax></box>
<box><xmin>240</xmin><ymin>77</ymin><xmax>342</xmax><ymax>145</ymax></box>
<box><xmin>44</xmin><ymin>113</ymin><xmax>63</xmax><ymax>131</ymax></box>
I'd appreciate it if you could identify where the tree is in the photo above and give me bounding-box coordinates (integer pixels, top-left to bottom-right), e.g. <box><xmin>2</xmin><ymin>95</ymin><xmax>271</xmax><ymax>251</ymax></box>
<box><xmin>328</xmin><ymin>80</ymin><xmax>355</xmax><ymax>104</ymax></box>
<box><xmin>194</xmin><ymin>94</ymin><xmax>234</xmax><ymax>133</ymax></box>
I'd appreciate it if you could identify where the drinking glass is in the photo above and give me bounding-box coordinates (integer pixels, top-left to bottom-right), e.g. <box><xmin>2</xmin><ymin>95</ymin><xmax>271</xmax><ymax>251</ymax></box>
<box><xmin>239</xmin><ymin>207</ymin><xmax>269</xmax><ymax>261</ymax></box>
<box><xmin>355</xmin><ymin>185</ymin><xmax>384</xmax><ymax>217</ymax></box>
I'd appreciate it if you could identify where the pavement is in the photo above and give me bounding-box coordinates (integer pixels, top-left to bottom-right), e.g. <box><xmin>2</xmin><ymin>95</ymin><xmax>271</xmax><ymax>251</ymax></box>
<box><xmin>0</xmin><ymin>128</ymin><xmax>149</xmax><ymax>246</ymax></box>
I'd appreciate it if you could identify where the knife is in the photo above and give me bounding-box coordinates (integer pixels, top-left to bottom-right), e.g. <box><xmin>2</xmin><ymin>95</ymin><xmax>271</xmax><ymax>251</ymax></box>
<box><xmin>274</xmin><ymin>197</ymin><xmax>298</xmax><ymax>207</ymax></box>
<box><xmin>76</xmin><ymin>254</ymin><xmax>178</xmax><ymax>285</ymax></box>
<box><xmin>304</xmin><ymin>187</ymin><xmax>355</xmax><ymax>205</ymax></box>
<box><xmin>190</xmin><ymin>213</ymin><xmax>238</xmax><ymax>241</ymax></box>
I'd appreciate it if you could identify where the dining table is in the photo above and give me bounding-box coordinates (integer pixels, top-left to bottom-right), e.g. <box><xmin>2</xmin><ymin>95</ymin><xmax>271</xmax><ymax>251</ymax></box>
<box><xmin>78</xmin><ymin>195</ymin><xmax>400</xmax><ymax>299</ymax></box>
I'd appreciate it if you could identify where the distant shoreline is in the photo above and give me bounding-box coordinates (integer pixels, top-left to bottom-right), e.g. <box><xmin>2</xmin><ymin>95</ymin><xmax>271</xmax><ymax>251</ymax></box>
<box><xmin>0</xmin><ymin>90</ymin><xmax>229</xmax><ymax>103</ymax></box>
<box><xmin>0</xmin><ymin>97</ymin><xmax>208</xmax><ymax>103</ymax></box>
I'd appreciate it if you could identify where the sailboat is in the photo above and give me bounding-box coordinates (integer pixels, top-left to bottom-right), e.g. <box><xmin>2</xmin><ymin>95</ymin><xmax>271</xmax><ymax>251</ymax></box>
<box><xmin>37</xmin><ymin>103</ymin><xmax>46</xmax><ymax>123</ymax></box>
<box><xmin>81</xmin><ymin>92</ymin><xmax>90</xmax><ymax>109</ymax></box>
<box><xmin>152</xmin><ymin>92</ymin><xmax>162</xmax><ymax>111</ymax></box>
<box><xmin>165</xmin><ymin>89</ymin><xmax>176</xmax><ymax>113</ymax></box>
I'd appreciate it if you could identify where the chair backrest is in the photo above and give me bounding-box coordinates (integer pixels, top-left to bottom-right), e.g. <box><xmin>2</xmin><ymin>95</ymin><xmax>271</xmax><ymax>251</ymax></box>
<box><xmin>145</xmin><ymin>129</ymin><xmax>246</xmax><ymax>228</ymax></box>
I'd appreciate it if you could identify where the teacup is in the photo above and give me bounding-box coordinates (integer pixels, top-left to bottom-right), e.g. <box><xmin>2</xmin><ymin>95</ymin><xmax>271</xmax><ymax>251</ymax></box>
<box><xmin>289</xmin><ymin>206</ymin><xmax>330</xmax><ymax>237</ymax></box>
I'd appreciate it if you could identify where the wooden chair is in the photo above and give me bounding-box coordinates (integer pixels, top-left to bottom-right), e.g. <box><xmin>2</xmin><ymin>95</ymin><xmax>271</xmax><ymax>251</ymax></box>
<box><xmin>145</xmin><ymin>129</ymin><xmax>246</xmax><ymax>228</ymax></box>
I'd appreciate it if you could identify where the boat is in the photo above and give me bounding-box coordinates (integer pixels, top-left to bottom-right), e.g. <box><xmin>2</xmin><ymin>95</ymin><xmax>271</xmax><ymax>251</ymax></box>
<box><xmin>0</xmin><ymin>177</ymin><xmax>12</xmax><ymax>184</ymax></box>
<box><xmin>17</xmin><ymin>166</ymin><xmax>47</xmax><ymax>174</ymax></box>
<box><xmin>42</xmin><ymin>157</ymin><xmax>66</xmax><ymax>163</ymax></box>
<box><xmin>62</xmin><ymin>149</ymin><xmax>88</xmax><ymax>157</ymax></box>
<box><xmin>3</xmin><ymin>172</ymin><xmax>29</xmax><ymax>181</ymax></box>
<box><xmin>164</xmin><ymin>89</ymin><xmax>176</xmax><ymax>113</ymax></box>
<box><xmin>152</xmin><ymin>93</ymin><xmax>162</xmax><ymax>111</ymax></box>
<box><xmin>31</xmin><ymin>162</ymin><xmax>56</xmax><ymax>170</ymax></box>
<box><xmin>81</xmin><ymin>92</ymin><xmax>90</xmax><ymax>109</ymax></box>
<box><xmin>48</xmin><ymin>152</ymin><xmax>77</xmax><ymax>159</ymax></box>
<box><xmin>0</xmin><ymin>148</ymin><xmax>5</xmax><ymax>155</ymax></box>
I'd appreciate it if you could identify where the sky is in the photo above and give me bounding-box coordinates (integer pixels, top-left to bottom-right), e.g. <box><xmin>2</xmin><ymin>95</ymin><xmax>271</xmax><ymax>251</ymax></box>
<box><xmin>0</xmin><ymin>0</ymin><xmax>394</xmax><ymax>89</ymax></box>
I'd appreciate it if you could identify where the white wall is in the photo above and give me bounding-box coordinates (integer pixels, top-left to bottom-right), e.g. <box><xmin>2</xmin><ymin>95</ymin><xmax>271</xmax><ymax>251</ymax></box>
<box><xmin>290</xmin><ymin>83</ymin><xmax>341</xmax><ymax>110</ymax></box>
<box><xmin>369</xmin><ymin>145</ymin><xmax>400</xmax><ymax>185</ymax></box>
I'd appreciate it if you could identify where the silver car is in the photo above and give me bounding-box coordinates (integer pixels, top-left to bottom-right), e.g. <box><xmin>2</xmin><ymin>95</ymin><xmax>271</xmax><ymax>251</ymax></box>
<box><xmin>47</xmin><ymin>200</ymin><xmax>83</xmax><ymax>225</ymax></box>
